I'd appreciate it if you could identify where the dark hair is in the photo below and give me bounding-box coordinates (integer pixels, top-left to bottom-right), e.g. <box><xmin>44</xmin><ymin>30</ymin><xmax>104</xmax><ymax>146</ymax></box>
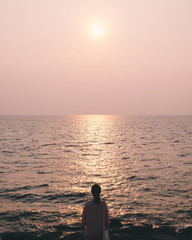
<box><xmin>91</xmin><ymin>184</ymin><xmax>101</xmax><ymax>204</ymax></box>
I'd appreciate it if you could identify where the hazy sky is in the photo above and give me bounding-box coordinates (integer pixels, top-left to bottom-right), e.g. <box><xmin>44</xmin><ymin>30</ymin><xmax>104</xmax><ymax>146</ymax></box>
<box><xmin>0</xmin><ymin>0</ymin><xmax>192</xmax><ymax>115</ymax></box>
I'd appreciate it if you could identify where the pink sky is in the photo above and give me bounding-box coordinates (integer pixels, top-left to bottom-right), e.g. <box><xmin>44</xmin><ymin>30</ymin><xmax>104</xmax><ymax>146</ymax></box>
<box><xmin>0</xmin><ymin>0</ymin><xmax>192</xmax><ymax>115</ymax></box>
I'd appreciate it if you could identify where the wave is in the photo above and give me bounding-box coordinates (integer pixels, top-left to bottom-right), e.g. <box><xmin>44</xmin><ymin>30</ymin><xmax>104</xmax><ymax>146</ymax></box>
<box><xmin>65</xmin><ymin>144</ymin><xmax>81</xmax><ymax>148</ymax></box>
<box><xmin>43</xmin><ymin>192</ymin><xmax>87</xmax><ymax>201</ymax></box>
<box><xmin>2</xmin><ymin>151</ymin><xmax>14</xmax><ymax>154</ymax></box>
<box><xmin>0</xmin><ymin>192</ymin><xmax>87</xmax><ymax>203</ymax></box>
<box><xmin>127</xmin><ymin>175</ymin><xmax>158</xmax><ymax>181</ymax></box>
<box><xmin>40</xmin><ymin>143</ymin><xmax>57</xmax><ymax>147</ymax></box>
<box><xmin>0</xmin><ymin>138</ymin><xmax>21</xmax><ymax>141</ymax></box>
<box><xmin>0</xmin><ymin>184</ymin><xmax>49</xmax><ymax>194</ymax></box>
<box><xmin>103</xmin><ymin>142</ymin><xmax>115</xmax><ymax>145</ymax></box>
<box><xmin>36</xmin><ymin>171</ymin><xmax>53</xmax><ymax>174</ymax></box>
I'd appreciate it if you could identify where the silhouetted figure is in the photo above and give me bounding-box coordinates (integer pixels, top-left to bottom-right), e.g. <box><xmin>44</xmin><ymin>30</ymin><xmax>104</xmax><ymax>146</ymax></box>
<box><xmin>82</xmin><ymin>184</ymin><xmax>110</xmax><ymax>240</ymax></box>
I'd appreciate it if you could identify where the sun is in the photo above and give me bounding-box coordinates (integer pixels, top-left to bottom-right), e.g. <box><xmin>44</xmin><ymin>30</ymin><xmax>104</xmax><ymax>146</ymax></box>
<box><xmin>92</xmin><ymin>25</ymin><xmax>103</xmax><ymax>36</ymax></box>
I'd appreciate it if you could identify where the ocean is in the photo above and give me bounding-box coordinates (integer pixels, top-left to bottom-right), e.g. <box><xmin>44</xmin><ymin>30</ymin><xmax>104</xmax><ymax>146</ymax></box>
<box><xmin>0</xmin><ymin>115</ymin><xmax>192</xmax><ymax>239</ymax></box>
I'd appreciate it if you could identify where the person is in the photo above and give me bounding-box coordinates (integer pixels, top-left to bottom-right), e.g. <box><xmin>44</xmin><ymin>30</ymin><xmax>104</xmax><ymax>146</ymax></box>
<box><xmin>82</xmin><ymin>184</ymin><xmax>110</xmax><ymax>240</ymax></box>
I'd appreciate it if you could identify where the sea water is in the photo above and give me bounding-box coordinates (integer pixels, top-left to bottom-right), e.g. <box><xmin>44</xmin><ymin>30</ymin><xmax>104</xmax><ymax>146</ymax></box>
<box><xmin>0</xmin><ymin>115</ymin><xmax>192</xmax><ymax>236</ymax></box>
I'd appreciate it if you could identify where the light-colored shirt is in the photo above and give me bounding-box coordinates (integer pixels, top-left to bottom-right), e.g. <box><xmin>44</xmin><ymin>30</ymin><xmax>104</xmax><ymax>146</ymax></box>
<box><xmin>82</xmin><ymin>199</ymin><xmax>110</xmax><ymax>237</ymax></box>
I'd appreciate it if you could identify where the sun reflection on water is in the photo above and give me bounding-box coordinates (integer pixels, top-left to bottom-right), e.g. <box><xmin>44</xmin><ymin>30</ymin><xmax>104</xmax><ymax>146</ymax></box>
<box><xmin>71</xmin><ymin>115</ymin><xmax>132</xmax><ymax>217</ymax></box>
<box><xmin>76</xmin><ymin>115</ymin><xmax>118</xmax><ymax>177</ymax></box>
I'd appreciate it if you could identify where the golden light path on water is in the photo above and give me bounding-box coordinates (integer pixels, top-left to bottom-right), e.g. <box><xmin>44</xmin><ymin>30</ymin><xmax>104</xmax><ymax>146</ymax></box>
<box><xmin>50</xmin><ymin>115</ymin><xmax>135</xmax><ymax>223</ymax></box>
<box><xmin>55</xmin><ymin>116</ymin><xmax>147</xmax><ymax>223</ymax></box>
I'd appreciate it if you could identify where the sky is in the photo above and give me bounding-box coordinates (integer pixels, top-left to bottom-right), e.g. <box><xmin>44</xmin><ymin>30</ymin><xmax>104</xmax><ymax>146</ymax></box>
<box><xmin>0</xmin><ymin>0</ymin><xmax>192</xmax><ymax>115</ymax></box>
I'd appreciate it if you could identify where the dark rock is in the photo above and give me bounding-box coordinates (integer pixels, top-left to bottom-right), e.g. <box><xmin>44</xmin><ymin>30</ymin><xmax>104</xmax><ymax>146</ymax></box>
<box><xmin>54</xmin><ymin>224</ymin><xmax>74</xmax><ymax>231</ymax></box>
<box><xmin>152</xmin><ymin>226</ymin><xmax>176</xmax><ymax>236</ymax></box>
<box><xmin>60</xmin><ymin>232</ymin><xmax>83</xmax><ymax>240</ymax></box>
<box><xmin>177</xmin><ymin>226</ymin><xmax>192</xmax><ymax>240</ymax></box>
<box><xmin>38</xmin><ymin>232</ymin><xmax>61</xmax><ymax>240</ymax></box>
<box><xmin>54</xmin><ymin>224</ymin><xmax>82</xmax><ymax>232</ymax></box>
<box><xmin>110</xmin><ymin>218</ymin><xmax>123</xmax><ymax>228</ymax></box>
<box><xmin>1</xmin><ymin>232</ymin><xmax>37</xmax><ymax>240</ymax></box>
<box><xmin>130</xmin><ymin>224</ymin><xmax>153</xmax><ymax>235</ymax></box>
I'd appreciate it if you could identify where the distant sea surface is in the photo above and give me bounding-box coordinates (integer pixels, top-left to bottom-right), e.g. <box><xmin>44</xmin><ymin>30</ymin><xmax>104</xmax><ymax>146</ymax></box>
<box><xmin>0</xmin><ymin>115</ymin><xmax>192</xmax><ymax>236</ymax></box>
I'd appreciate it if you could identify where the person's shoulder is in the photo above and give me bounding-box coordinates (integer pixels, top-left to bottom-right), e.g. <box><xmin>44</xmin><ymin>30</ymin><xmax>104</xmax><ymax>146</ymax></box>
<box><xmin>101</xmin><ymin>199</ymin><xmax>108</xmax><ymax>206</ymax></box>
<box><xmin>84</xmin><ymin>200</ymin><xmax>93</xmax><ymax>206</ymax></box>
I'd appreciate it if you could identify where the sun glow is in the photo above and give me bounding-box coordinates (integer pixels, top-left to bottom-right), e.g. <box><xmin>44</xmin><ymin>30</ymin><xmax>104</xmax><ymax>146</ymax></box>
<box><xmin>91</xmin><ymin>25</ymin><xmax>103</xmax><ymax>37</ymax></box>
<box><xmin>92</xmin><ymin>26</ymin><xmax>102</xmax><ymax>36</ymax></box>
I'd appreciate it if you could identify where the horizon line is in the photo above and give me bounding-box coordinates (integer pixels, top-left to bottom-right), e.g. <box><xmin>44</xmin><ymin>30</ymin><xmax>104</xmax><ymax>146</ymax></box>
<box><xmin>0</xmin><ymin>114</ymin><xmax>192</xmax><ymax>117</ymax></box>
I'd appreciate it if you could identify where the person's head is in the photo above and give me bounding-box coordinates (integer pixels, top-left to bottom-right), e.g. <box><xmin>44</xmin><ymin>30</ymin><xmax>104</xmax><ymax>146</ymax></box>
<box><xmin>91</xmin><ymin>184</ymin><xmax>101</xmax><ymax>204</ymax></box>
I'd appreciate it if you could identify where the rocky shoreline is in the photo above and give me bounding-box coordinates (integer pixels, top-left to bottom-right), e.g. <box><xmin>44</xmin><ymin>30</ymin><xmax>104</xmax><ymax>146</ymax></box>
<box><xmin>1</xmin><ymin>219</ymin><xmax>192</xmax><ymax>240</ymax></box>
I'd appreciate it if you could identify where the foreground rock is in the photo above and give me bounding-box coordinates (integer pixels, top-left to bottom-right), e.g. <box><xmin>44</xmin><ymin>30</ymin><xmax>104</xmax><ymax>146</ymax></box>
<box><xmin>1</xmin><ymin>222</ymin><xmax>192</xmax><ymax>240</ymax></box>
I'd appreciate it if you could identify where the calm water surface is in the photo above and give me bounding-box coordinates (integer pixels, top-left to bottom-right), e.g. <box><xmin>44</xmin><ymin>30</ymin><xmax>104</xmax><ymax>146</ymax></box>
<box><xmin>0</xmin><ymin>115</ymin><xmax>192</xmax><ymax>234</ymax></box>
